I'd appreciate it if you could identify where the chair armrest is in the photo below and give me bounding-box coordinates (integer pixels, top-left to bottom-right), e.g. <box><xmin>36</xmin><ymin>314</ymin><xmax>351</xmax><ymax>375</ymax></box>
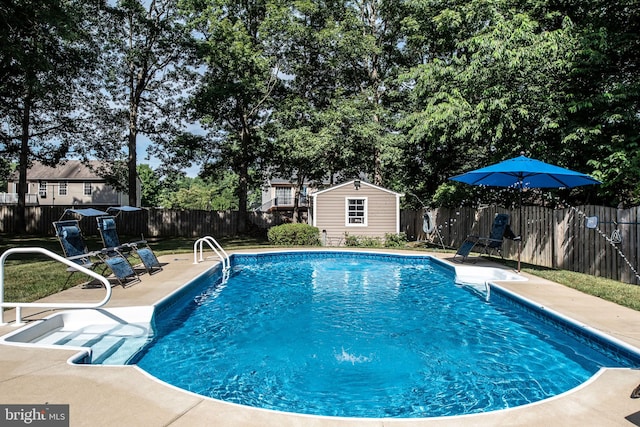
<box><xmin>99</xmin><ymin>247</ymin><xmax>128</xmax><ymax>258</ymax></box>
<box><xmin>66</xmin><ymin>251</ymin><xmax>101</xmax><ymax>261</ymax></box>
<box><xmin>102</xmin><ymin>244</ymin><xmax>133</xmax><ymax>253</ymax></box>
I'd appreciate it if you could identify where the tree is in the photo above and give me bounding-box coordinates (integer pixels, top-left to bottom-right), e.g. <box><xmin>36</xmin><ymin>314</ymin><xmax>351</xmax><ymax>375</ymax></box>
<box><xmin>137</xmin><ymin>164</ymin><xmax>161</xmax><ymax>207</ymax></box>
<box><xmin>402</xmin><ymin>4</ymin><xmax>581</xmax><ymax>206</ymax></box>
<box><xmin>181</xmin><ymin>0</ymin><xmax>280</xmax><ymax>232</ymax></box>
<box><xmin>346</xmin><ymin>0</ymin><xmax>415</xmax><ymax>187</ymax></box>
<box><xmin>556</xmin><ymin>0</ymin><xmax>640</xmax><ymax>206</ymax></box>
<box><xmin>264</xmin><ymin>1</ymin><xmax>410</xmax><ymax>194</ymax></box>
<box><xmin>0</xmin><ymin>0</ymin><xmax>100</xmax><ymax>232</ymax></box>
<box><xmin>89</xmin><ymin>0</ymin><xmax>197</xmax><ymax>207</ymax></box>
<box><xmin>157</xmin><ymin>173</ymin><xmax>238</xmax><ymax>210</ymax></box>
<box><xmin>109</xmin><ymin>0</ymin><xmax>640</xmax><ymax>211</ymax></box>
<box><xmin>262</xmin><ymin>0</ymin><xmax>356</xmax><ymax>222</ymax></box>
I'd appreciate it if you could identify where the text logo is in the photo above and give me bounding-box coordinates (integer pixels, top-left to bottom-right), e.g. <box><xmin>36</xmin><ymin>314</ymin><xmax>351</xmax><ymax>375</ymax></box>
<box><xmin>0</xmin><ymin>405</ymin><xmax>69</xmax><ymax>426</ymax></box>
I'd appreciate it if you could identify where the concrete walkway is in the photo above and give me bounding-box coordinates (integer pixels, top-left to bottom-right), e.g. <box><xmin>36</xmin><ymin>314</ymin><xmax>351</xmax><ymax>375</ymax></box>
<box><xmin>1</xmin><ymin>250</ymin><xmax>640</xmax><ymax>426</ymax></box>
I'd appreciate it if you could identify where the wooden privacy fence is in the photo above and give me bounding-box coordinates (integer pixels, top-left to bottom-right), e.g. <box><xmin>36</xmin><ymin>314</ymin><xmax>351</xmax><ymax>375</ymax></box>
<box><xmin>402</xmin><ymin>205</ymin><xmax>640</xmax><ymax>285</ymax></box>
<box><xmin>1</xmin><ymin>205</ymin><xmax>639</xmax><ymax>284</ymax></box>
<box><xmin>0</xmin><ymin>206</ymin><xmax>285</xmax><ymax>238</ymax></box>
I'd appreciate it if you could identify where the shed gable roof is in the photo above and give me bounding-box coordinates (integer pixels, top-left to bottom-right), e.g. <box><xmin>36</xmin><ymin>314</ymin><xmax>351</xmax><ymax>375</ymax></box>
<box><xmin>312</xmin><ymin>180</ymin><xmax>404</xmax><ymax>197</ymax></box>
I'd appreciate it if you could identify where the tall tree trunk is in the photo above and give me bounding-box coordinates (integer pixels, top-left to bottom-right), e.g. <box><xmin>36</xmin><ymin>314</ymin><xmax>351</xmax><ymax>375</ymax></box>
<box><xmin>237</xmin><ymin>162</ymin><xmax>248</xmax><ymax>233</ymax></box>
<box><xmin>128</xmin><ymin>109</ymin><xmax>138</xmax><ymax>207</ymax></box>
<box><xmin>127</xmin><ymin>53</ymin><xmax>140</xmax><ymax>207</ymax></box>
<box><xmin>362</xmin><ymin>0</ymin><xmax>384</xmax><ymax>186</ymax></box>
<box><xmin>16</xmin><ymin>96</ymin><xmax>31</xmax><ymax>234</ymax></box>
<box><xmin>237</xmin><ymin>125</ymin><xmax>251</xmax><ymax>234</ymax></box>
<box><xmin>373</xmin><ymin>110</ymin><xmax>383</xmax><ymax>186</ymax></box>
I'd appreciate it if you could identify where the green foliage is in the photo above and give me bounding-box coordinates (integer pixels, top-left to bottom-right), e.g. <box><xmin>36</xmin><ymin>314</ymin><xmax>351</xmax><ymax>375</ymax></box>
<box><xmin>343</xmin><ymin>233</ymin><xmax>407</xmax><ymax>248</ymax></box>
<box><xmin>432</xmin><ymin>182</ymin><xmax>463</xmax><ymax>208</ymax></box>
<box><xmin>587</xmin><ymin>148</ymin><xmax>640</xmax><ymax>207</ymax></box>
<box><xmin>0</xmin><ymin>0</ymin><xmax>101</xmax><ymax>231</ymax></box>
<box><xmin>431</xmin><ymin>181</ymin><xmax>523</xmax><ymax>209</ymax></box>
<box><xmin>138</xmin><ymin>164</ymin><xmax>161</xmax><ymax>207</ymax></box>
<box><xmin>267</xmin><ymin>223</ymin><xmax>321</xmax><ymax>246</ymax></box>
<box><xmin>344</xmin><ymin>234</ymin><xmax>383</xmax><ymax>248</ymax></box>
<box><xmin>157</xmin><ymin>172</ymin><xmax>239</xmax><ymax>210</ymax></box>
<box><xmin>401</xmin><ymin>8</ymin><xmax>579</xmax><ymax>201</ymax></box>
<box><xmin>384</xmin><ymin>232</ymin><xmax>408</xmax><ymax>248</ymax></box>
<box><xmin>0</xmin><ymin>160</ymin><xmax>14</xmax><ymax>192</ymax></box>
<box><xmin>181</xmin><ymin>0</ymin><xmax>277</xmax><ymax>225</ymax></box>
<box><xmin>3</xmin><ymin>0</ymin><xmax>639</xmax><ymax>211</ymax></box>
<box><xmin>264</xmin><ymin>1</ymin><xmax>412</xmax><ymax>188</ymax></box>
<box><xmin>344</xmin><ymin>234</ymin><xmax>359</xmax><ymax>247</ymax></box>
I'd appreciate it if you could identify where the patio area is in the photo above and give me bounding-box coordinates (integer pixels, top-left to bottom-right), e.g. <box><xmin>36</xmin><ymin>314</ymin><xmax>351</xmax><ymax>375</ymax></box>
<box><xmin>1</xmin><ymin>249</ymin><xmax>640</xmax><ymax>426</ymax></box>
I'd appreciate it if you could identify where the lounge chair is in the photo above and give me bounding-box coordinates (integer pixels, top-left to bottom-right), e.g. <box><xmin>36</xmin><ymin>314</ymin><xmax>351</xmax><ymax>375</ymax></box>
<box><xmin>53</xmin><ymin>220</ymin><xmax>139</xmax><ymax>287</ymax></box>
<box><xmin>453</xmin><ymin>213</ymin><xmax>519</xmax><ymax>262</ymax></box>
<box><xmin>96</xmin><ymin>216</ymin><xmax>162</xmax><ymax>275</ymax></box>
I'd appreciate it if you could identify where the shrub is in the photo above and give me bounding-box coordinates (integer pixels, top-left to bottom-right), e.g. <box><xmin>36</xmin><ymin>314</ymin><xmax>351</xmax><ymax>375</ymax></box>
<box><xmin>267</xmin><ymin>223</ymin><xmax>321</xmax><ymax>246</ymax></box>
<box><xmin>344</xmin><ymin>233</ymin><xmax>383</xmax><ymax>247</ymax></box>
<box><xmin>384</xmin><ymin>232</ymin><xmax>408</xmax><ymax>248</ymax></box>
<box><xmin>360</xmin><ymin>236</ymin><xmax>382</xmax><ymax>247</ymax></box>
<box><xmin>344</xmin><ymin>233</ymin><xmax>360</xmax><ymax>247</ymax></box>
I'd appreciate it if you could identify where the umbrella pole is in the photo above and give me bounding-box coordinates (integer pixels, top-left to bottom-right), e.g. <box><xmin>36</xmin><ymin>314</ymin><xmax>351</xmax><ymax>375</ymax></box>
<box><xmin>518</xmin><ymin>184</ymin><xmax>523</xmax><ymax>272</ymax></box>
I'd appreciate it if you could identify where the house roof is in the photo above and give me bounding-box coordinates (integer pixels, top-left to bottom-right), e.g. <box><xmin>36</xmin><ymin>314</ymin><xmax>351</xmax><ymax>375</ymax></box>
<box><xmin>268</xmin><ymin>176</ymin><xmax>335</xmax><ymax>186</ymax></box>
<box><xmin>312</xmin><ymin>180</ymin><xmax>404</xmax><ymax>197</ymax></box>
<box><xmin>12</xmin><ymin>160</ymin><xmax>106</xmax><ymax>181</ymax></box>
<box><xmin>269</xmin><ymin>173</ymin><xmax>369</xmax><ymax>188</ymax></box>
<box><xmin>268</xmin><ymin>178</ymin><xmax>304</xmax><ymax>185</ymax></box>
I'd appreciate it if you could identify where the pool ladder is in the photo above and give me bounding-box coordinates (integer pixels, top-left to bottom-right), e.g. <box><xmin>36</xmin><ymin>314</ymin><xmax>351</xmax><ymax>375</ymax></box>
<box><xmin>0</xmin><ymin>247</ymin><xmax>111</xmax><ymax>325</ymax></box>
<box><xmin>193</xmin><ymin>236</ymin><xmax>230</xmax><ymax>275</ymax></box>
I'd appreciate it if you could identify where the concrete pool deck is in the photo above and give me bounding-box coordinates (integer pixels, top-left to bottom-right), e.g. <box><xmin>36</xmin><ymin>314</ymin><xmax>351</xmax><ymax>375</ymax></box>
<box><xmin>1</xmin><ymin>249</ymin><xmax>640</xmax><ymax>426</ymax></box>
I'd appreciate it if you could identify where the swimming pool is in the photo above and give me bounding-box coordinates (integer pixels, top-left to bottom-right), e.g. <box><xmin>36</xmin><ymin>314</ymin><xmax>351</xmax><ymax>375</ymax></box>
<box><xmin>133</xmin><ymin>251</ymin><xmax>640</xmax><ymax>418</ymax></box>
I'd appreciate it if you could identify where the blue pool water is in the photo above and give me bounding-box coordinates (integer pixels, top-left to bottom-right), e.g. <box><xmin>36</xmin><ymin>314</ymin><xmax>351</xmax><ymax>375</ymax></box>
<box><xmin>134</xmin><ymin>252</ymin><xmax>639</xmax><ymax>418</ymax></box>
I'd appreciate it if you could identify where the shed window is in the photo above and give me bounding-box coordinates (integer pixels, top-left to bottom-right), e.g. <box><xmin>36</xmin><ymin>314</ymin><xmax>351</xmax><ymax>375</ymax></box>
<box><xmin>346</xmin><ymin>197</ymin><xmax>367</xmax><ymax>226</ymax></box>
<box><xmin>84</xmin><ymin>182</ymin><xmax>92</xmax><ymax>196</ymax></box>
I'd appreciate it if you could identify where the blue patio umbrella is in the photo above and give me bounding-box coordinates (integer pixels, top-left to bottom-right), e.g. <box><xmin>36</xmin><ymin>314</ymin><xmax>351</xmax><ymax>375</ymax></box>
<box><xmin>449</xmin><ymin>155</ymin><xmax>601</xmax><ymax>270</ymax></box>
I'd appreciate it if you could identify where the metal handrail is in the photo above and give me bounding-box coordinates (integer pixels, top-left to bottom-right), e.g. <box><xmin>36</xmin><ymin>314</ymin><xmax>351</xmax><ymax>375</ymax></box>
<box><xmin>193</xmin><ymin>236</ymin><xmax>230</xmax><ymax>271</ymax></box>
<box><xmin>0</xmin><ymin>247</ymin><xmax>111</xmax><ymax>326</ymax></box>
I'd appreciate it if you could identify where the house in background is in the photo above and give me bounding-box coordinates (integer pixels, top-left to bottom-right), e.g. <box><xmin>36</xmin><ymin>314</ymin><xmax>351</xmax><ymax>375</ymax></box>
<box><xmin>2</xmin><ymin>160</ymin><xmax>139</xmax><ymax>207</ymax></box>
<box><xmin>311</xmin><ymin>180</ymin><xmax>404</xmax><ymax>246</ymax></box>
<box><xmin>257</xmin><ymin>177</ymin><xmax>313</xmax><ymax>215</ymax></box>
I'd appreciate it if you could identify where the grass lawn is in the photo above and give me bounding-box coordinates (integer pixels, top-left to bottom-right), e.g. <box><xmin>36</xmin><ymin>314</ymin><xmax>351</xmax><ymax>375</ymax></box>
<box><xmin>1</xmin><ymin>234</ymin><xmax>639</xmax><ymax>313</ymax></box>
<box><xmin>487</xmin><ymin>257</ymin><xmax>640</xmax><ymax>312</ymax></box>
<box><xmin>0</xmin><ymin>234</ymin><xmax>269</xmax><ymax>302</ymax></box>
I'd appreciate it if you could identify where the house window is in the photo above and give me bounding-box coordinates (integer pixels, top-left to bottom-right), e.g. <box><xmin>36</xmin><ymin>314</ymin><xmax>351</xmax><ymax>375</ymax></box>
<box><xmin>39</xmin><ymin>182</ymin><xmax>47</xmax><ymax>198</ymax></box>
<box><xmin>58</xmin><ymin>182</ymin><xmax>68</xmax><ymax>196</ymax></box>
<box><xmin>275</xmin><ymin>187</ymin><xmax>292</xmax><ymax>205</ymax></box>
<box><xmin>346</xmin><ymin>197</ymin><xmax>367</xmax><ymax>226</ymax></box>
<box><xmin>84</xmin><ymin>182</ymin><xmax>92</xmax><ymax>196</ymax></box>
